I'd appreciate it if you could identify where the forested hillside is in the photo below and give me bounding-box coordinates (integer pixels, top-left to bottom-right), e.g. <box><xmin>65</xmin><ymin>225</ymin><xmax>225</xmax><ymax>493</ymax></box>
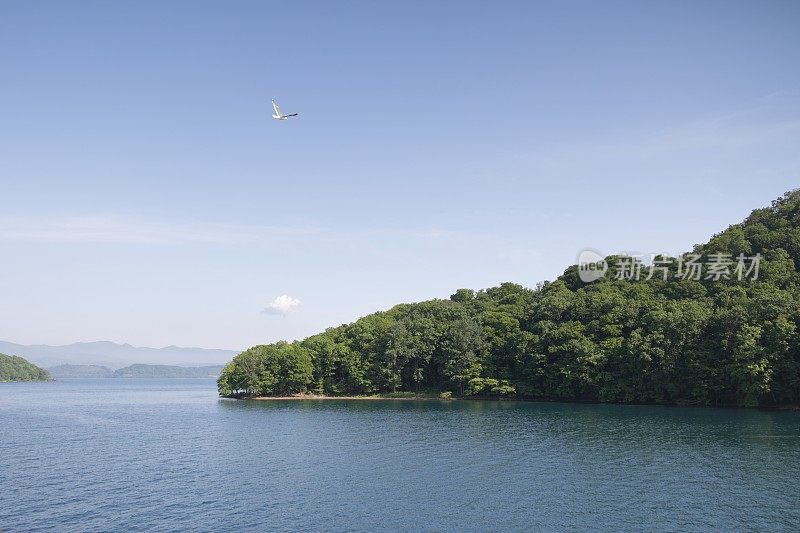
<box><xmin>219</xmin><ymin>190</ymin><xmax>800</xmax><ymax>407</ymax></box>
<box><xmin>113</xmin><ymin>364</ymin><xmax>224</xmax><ymax>378</ymax></box>
<box><xmin>48</xmin><ymin>364</ymin><xmax>114</xmax><ymax>379</ymax></box>
<box><xmin>0</xmin><ymin>353</ymin><xmax>51</xmax><ymax>382</ymax></box>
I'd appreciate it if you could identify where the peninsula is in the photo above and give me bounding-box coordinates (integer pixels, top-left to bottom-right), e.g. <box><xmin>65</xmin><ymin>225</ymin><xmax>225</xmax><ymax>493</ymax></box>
<box><xmin>0</xmin><ymin>353</ymin><xmax>50</xmax><ymax>382</ymax></box>
<box><xmin>219</xmin><ymin>191</ymin><xmax>800</xmax><ymax>408</ymax></box>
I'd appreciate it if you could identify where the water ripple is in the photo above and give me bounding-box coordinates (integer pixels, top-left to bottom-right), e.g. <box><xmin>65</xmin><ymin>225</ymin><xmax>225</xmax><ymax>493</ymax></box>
<box><xmin>1</xmin><ymin>380</ymin><xmax>799</xmax><ymax>532</ymax></box>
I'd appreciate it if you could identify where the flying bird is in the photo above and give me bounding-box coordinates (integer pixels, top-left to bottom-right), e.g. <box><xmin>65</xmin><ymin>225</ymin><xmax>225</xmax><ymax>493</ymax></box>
<box><xmin>272</xmin><ymin>98</ymin><xmax>298</xmax><ymax>120</ymax></box>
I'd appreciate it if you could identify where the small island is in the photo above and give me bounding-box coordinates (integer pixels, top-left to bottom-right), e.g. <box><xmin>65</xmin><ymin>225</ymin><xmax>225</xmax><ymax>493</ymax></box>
<box><xmin>48</xmin><ymin>364</ymin><xmax>114</xmax><ymax>379</ymax></box>
<box><xmin>0</xmin><ymin>352</ymin><xmax>51</xmax><ymax>382</ymax></box>
<box><xmin>112</xmin><ymin>364</ymin><xmax>223</xmax><ymax>378</ymax></box>
<box><xmin>47</xmin><ymin>363</ymin><xmax>225</xmax><ymax>379</ymax></box>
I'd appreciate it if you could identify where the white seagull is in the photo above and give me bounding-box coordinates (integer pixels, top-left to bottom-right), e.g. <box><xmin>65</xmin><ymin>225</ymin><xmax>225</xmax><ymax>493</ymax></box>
<box><xmin>272</xmin><ymin>98</ymin><xmax>298</xmax><ymax>120</ymax></box>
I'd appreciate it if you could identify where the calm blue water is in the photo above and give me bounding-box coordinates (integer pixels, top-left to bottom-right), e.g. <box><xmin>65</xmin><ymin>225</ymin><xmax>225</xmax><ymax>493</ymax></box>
<box><xmin>1</xmin><ymin>379</ymin><xmax>799</xmax><ymax>532</ymax></box>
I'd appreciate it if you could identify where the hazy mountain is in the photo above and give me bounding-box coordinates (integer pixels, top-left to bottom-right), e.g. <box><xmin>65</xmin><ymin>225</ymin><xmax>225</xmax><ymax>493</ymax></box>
<box><xmin>0</xmin><ymin>340</ymin><xmax>239</xmax><ymax>370</ymax></box>
<box><xmin>113</xmin><ymin>364</ymin><xmax>224</xmax><ymax>378</ymax></box>
<box><xmin>48</xmin><ymin>364</ymin><xmax>114</xmax><ymax>379</ymax></box>
<box><xmin>47</xmin><ymin>363</ymin><xmax>224</xmax><ymax>379</ymax></box>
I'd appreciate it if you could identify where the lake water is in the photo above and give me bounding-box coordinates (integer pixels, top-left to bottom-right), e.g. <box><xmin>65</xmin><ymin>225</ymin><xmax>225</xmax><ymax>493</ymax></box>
<box><xmin>1</xmin><ymin>379</ymin><xmax>798</xmax><ymax>532</ymax></box>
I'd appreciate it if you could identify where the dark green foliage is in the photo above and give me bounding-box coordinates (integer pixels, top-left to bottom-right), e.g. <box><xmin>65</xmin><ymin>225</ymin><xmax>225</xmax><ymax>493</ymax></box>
<box><xmin>219</xmin><ymin>191</ymin><xmax>800</xmax><ymax>406</ymax></box>
<box><xmin>0</xmin><ymin>353</ymin><xmax>50</xmax><ymax>382</ymax></box>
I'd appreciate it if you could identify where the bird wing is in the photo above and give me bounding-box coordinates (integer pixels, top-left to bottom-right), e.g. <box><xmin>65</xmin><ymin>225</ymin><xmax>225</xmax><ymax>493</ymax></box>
<box><xmin>284</xmin><ymin>113</ymin><xmax>298</xmax><ymax>117</ymax></box>
<box><xmin>272</xmin><ymin>99</ymin><xmax>282</xmax><ymax>116</ymax></box>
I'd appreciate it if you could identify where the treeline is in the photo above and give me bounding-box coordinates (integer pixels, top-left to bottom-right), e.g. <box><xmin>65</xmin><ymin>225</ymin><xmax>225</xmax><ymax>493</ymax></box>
<box><xmin>219</xmin><ymin>190</ymin><xmax>800</xmax><ymax>407</ymax></box>
<box><xmin>0</xmin><ymin>353</ymin><xmax>50</xmax><ymax>382</ymax></box>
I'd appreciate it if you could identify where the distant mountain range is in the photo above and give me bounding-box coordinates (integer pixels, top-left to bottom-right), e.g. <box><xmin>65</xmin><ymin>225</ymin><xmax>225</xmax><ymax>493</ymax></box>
<box><xmin>48</xmin><ymin>363</ymin><xmax>225</xmax><ymax>379</ymax></box>
<box><xmin>0</xmin><ymin>340</ymin><xmax>239</xmax><ymax>370</ymax></box>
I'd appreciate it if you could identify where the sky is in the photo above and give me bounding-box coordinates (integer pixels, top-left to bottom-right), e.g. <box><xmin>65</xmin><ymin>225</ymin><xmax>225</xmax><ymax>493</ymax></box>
<box><xmin>1</xmin><ymin>0</ymin><xmax>799</xmax><ymax>350</ymax></box>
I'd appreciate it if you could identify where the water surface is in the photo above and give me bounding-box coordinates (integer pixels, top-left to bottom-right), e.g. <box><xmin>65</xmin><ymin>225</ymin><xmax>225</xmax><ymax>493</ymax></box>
<box><xmin>1</xmin><ymin>379</ymin><xmax>798</xmax><ymax>531</ymax></box>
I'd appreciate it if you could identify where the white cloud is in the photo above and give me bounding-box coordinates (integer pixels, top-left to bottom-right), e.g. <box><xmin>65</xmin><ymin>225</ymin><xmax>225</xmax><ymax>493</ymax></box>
<box><xmin>262</xmin><ymin>295</ymin><xmax>301</xmax><ymax>316</ymax></box>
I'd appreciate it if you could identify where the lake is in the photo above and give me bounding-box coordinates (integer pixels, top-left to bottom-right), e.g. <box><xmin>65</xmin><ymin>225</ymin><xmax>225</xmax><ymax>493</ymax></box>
<box><xmin>1</xmin><ymin>379</ymin><xmax>798</xmax><ymax>532</ymax></box>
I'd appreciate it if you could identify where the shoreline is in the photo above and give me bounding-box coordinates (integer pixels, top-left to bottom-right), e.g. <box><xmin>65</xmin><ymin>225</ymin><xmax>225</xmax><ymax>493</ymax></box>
<box><xmin>230</xmin><ymin>393</ymin><xmax>800</xmax><ymax>410</ymax></box>
<box><xmin>248</xmin><ymin>394</ymin><xmax>443</xmax><ymax>402</ymax></box>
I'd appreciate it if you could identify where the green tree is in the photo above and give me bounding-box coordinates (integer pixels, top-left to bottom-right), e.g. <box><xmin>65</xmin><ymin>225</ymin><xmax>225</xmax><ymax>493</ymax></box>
<box><xmin>440</xmin><ymin>318</ymin><xmax>486</xmax><ymax>395</ymax></box>
<box><xmin>217</xmin><ymin>342</ymin><xmax>312</xmax><ymax>397</ymax></box>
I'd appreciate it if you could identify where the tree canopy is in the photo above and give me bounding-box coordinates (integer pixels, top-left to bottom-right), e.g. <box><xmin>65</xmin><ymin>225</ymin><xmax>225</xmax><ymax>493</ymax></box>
<box><xmin>219</xmin><ymin>190</ymin><xmax>800</xmax><ymax>407</ymax></box>
<box><xmin>0</xmin><ymin>353</ymin><xmax>50</xmax><ymax>382</ymax></box>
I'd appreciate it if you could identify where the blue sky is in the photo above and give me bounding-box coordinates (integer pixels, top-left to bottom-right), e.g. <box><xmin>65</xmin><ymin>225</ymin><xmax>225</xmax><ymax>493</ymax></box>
<box><xmin>1</xmin><ymin>0</ymin><xmax>799</xmax><ymax>350</ymax></box>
